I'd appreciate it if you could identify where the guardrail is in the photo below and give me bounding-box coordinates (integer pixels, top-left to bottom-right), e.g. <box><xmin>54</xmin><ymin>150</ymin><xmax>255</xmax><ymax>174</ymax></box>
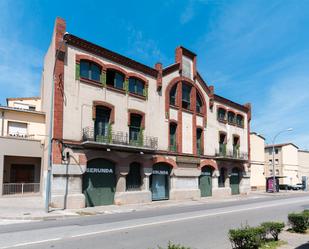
<box><xmin>215</xmin><ymin>148</ymin><xmax>248</xmax><ymax>160</ymax></box>
<box><xmin>82</xmin><ymin>127</ymin><xmax>158</xmax><ymax>150</ymax></box>
<box><xmin>2</xmin><ymin>183</ymin><xmax>40</xmax><ymax>195</ymax></box>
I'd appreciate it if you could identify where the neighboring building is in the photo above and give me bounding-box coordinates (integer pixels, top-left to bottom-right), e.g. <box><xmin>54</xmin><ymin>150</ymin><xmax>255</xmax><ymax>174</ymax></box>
<box><xmin>40</xmin><ymin>18</ymin><xmax>252</xmax><ymax>209</ymax></box>
<box><xmin>0</xmin><ymin>97</ymin><xmax>45</xmax><ymax>197</ymax></box>
<box><xmin>265</xmin><ymin>143</ymin><xmax>300</xmax><ymax>185</ymax></box>
<box><xmin>298</xmin><ymin>150</ymin><xmax>309</xmax><ymax>185</ymax></box>
<box><xmin>249</xmin><ymin>132</ymin><xmax>265</xmax><ymax>190</ymax></box>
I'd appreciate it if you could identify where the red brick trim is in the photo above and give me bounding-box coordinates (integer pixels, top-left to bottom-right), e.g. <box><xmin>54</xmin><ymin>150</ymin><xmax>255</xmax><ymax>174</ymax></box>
<box><xmin>199</xmin><ymin>159</ymin><xmax>218</xmax><ymax>170</ymax></box>
<box><xmin>155</xmin><ymin>63</ymin><xmax>162</xmax><ymax>90</ymax></box>
<box><xmin>52</xmin><ymin>17</ymin><xmax>66</xmax><ymax>164</ymax></box>
<box><xmin>214</xmin><ymin>94</ymin><xmax>249</xmax><ymax>113</ymax></box>
<box><xmin>128</xmin><ymin>109</ymin><xmax>145</xmax><ymax>129</ymax></box>
<box><xmin>152</xmin><ymin>155</ymin><xmax>177</xmax><ymax>168</ymax></box>
<box><xmin>105</xmin><ymin>64</ymin><xmax>127</xmax><ymax>77</ymax></box>
<box><xmin>192</xmin><ymin>113</ymin><xmax>197</xmax><ymax>155</ymax></box>
<box><xmin>92</xmin><ymin>101</ymin><xmax>115</xmax><ymax>123</ymax></box>
<box><xmin>127</xmin><ymin>72</ymin><xmax>149</xmax><ymax>86</ymax></box>
<box><xmin>76</xmin><ymin>54</ymin><xmax>106</xmax><ymax>70</ymax></box>
<box><xmin>196</xmin><ymin>72</ymin><xmax>212</xmax><ymax>96</ymax></box>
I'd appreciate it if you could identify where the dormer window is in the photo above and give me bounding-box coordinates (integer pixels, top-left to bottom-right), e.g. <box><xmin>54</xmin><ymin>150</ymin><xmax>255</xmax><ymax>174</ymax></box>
<box><xmin>80</xmin><ymin>60</ymin><xmax>101</xmax><ymax>82</ymax></box>
<box><xmin>106</xmin><ymin>69</ymin><xmax>125</xmax><ymax>89</ymax></box>
<box><xmin>129</xmin><ymin>78</ymin><xmax>145</xmax><ymax>96</ymax></box>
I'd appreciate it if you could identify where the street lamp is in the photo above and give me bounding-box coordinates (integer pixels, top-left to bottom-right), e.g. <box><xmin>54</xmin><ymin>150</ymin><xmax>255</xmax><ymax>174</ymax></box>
<box><xmin>271</xmin><ymin>128</ymin><xmax>293</xmax><ymax>193</ymax></box>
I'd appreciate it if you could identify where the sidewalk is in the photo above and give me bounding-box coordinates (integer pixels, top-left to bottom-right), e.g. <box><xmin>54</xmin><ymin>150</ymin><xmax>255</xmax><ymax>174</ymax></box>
<box><xmin>0</xmin><ymin>191</ymin><xmax>307</xmax><ymax>222</ymax></box>
<box><xmin>279</xmin><ymin>230</ymin><xmax>309</xmax><ymax>249</ymax></box>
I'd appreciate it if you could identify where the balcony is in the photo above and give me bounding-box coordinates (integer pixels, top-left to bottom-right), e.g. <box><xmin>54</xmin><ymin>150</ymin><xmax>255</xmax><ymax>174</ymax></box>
<box><xmin>215</xmin><ymin>145</ymin><xmax>248</xmax><ymax>160</ymax></box>
<box><xmin>82</xmin><ymin>127</ymin><xmax>158</xmax><ymax>151</ymax></box>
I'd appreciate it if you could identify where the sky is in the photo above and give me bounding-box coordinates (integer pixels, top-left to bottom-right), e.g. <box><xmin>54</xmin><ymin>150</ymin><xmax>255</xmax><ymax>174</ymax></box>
<box><xmin>0</xmin><ymin>0</ymin><xmax>308</xmax><ymax>148</ymax></box>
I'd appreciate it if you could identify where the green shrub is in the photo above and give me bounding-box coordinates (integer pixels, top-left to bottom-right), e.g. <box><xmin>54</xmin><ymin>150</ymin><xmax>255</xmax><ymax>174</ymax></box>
<box><xmin>158</xmin><ymin>242</ymin><xmax>192</xmax><ymax>249</ymax></box>
<box><xmin>288</xmin><ymin>213</ymin><xmax>308</xmax><ymax>233</ymax></box>
<box><xmin>229</xmin><ymin>226</ymin><xmax>264</xmax><ymax>249</ymax></box>
<box><xmin>261</xmin><ymin>221</ymin><xmax>285</xmax><ymax>241</ymax></box>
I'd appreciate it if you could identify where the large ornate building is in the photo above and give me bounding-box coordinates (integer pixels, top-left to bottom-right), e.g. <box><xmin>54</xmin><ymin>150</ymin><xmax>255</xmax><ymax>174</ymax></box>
<box><xmin>41</xmin><ymin>18</ymin><xmax>252</xmax><ymax>208</ymax></box>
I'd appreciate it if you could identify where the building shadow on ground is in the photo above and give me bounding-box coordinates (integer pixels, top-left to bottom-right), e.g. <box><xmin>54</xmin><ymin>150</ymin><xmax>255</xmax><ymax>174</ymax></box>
<box><xmin>295</xmin><ymin>241</ymin><xmax>309</xmax><ymax>249</ymax></box>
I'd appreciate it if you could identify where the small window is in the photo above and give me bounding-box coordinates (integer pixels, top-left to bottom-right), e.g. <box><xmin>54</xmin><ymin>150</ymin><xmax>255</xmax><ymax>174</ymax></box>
<box><xmin>169</xmin><ymin>84</ymin><xmax>177</xmax><ymax>106</ymax></box>
<box><xmin>217</xmin><ymin>108</ymin><xmax>226</xmax><ymax>122</ymax></box>
<box><xmin>80</xmin><ymin>60</ymin><xmax>101</xmax><ymax>81</ymax></box>
<box><xmin>106</xmin><ymin>69</ymin><xmax>125</xmax><ymax>89</ymax></box>
<box><xmin>236</xmin><ymin>114</ymin><xmax>244</xmax><ymax>127</ymax></box>
<box><xmin>196</xmin><ymin>93</ymin><xmax>203</xmax><ymax>113</ymax></box>
<box><xmin>126</xmin><ymin>163</ymin><xmax>142</xmax><ymax>191</ymax></box>
<box><xmin>196</xmin><ymin>128</ymin><xmax>203</xmax><ymax>155</ymax></box>
<box><xmin>228</xmin><ymin>112</ymin><xmax>235</xmax><ymax>124</ymax></box>
<box><xmin>129</xmin><ymin>78</ymin><xmax>145</xmax><ymax>96</ymax></box>
<box><xmin>169</xmin><ymin>123</ymin><xmax>177</xmax><ymax>152</ymax></box>
<box><xmin>182</xmin><ymin>84</ymin><xmax>191</xmax><ymax>110</ymax></box>
<box><xmin>275</xmin><ymin>148</ymin><xmax>279</xmax><ymax>154</ymax></box>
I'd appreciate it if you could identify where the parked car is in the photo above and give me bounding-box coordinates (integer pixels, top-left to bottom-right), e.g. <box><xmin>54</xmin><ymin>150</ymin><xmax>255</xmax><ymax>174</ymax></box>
<box><xmin>289</xmin><ymin>183</ymin><xmax>304</xmax><ymax>190</ymax></box>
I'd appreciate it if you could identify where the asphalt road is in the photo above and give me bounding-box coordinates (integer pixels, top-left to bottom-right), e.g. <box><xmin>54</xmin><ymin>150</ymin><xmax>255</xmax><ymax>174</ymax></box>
<box><xmin>0</xmin><ymin>194</ymin><xmax>309</xmax><ymax>249</ymax></box>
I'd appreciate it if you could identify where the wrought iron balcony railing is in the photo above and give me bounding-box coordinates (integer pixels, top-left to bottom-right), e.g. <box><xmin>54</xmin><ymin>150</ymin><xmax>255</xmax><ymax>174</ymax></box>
<box><xmin>82</xmin><ymin>127</ymin><xmax>158</xmax><ymax>150</ymax></box>
<box><xmin>215</xmin><ymin>147</ymin><xmax>248</xmax><ymax>160</ymax></box>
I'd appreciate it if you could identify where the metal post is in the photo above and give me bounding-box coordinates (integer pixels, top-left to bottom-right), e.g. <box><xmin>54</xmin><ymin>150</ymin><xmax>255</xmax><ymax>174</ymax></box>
<box><xmin>271</xmin><ymin>128</ymin><xmax>293</xmax><ymax>193</ymax></box>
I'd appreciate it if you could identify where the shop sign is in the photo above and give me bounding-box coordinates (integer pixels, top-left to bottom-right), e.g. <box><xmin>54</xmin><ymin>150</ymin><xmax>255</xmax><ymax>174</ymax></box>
<box><xmin>86</xmin><ymin>168</ymin><xmax>113</xmax><ymax>174</ymax></box>
<box><xmin>152</xmin><ymin>170</ymin><xmax>169</xmax><ymax>175</ymax></box>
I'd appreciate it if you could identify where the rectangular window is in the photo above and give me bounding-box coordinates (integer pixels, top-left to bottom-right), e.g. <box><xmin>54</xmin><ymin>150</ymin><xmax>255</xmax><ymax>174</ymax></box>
<box><xmin>107</xmin><ymin>70</ymin><xmax>124</xmax><ymax>89</ymax></box>
<box><xmin>129</xmin><ymin>114</ymin><xmax>142</xmax><ymax>146</ymax></box>
<box><xmin>196</xmin><ymin>129</ymin><xmax>202</xmax><ymax>155</ymax></box>
<box><xmin>129</xmin><ymin>78</ymin><xmax>145</xmax><ymax>96</ymax></box>
<box><xmin>169</xmin><ymin>124</ymin><xmax>177</xmax><ymax>152</ymax></box>
<box><xmin>80</xmin><ymin>61</ymin><xmax>89</xmax><ymax>79</ymax></box>
<box><xmin>8</xmin><ymin>122</ymin><xmax>27</xmax><ymax>137</ymax></box>
<box><xmin>182</xmin><ymin>84</ymin><xmax>191</xmax><ymax>110</ymax></box>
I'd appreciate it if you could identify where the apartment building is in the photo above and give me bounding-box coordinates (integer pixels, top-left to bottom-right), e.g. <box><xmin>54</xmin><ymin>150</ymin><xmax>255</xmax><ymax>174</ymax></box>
<box><xmin>249</xmin><ymin>132</ymin><xmax>266</xmax><ymax>190</ymax></box>
<box><xmin>40</xmin><ymin>18</ymin><xmax>252</xmax><ymax>208</ymax></box>
<box><xmin>0</xmin><ymin>97</ymin><xmax>45</xmax><ymax>197</ymax></box>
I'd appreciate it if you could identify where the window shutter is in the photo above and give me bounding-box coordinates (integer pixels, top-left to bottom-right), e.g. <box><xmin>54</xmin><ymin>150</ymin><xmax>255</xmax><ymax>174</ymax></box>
<box><xmin>100</xmin><ymin>71</ymin><xmax>106</xmax><ymax>86</ymax></box>
<box><xmin>76</xmin><ymin>63</ymin><xmax>80</xmax><ymax>80</ymax></box>
<box><xmin>143</xmin><ymin>85</ymin><xmax>148</xmax><ymax>98</ymax></box>
<box><xmin>124</xmin><ymin>79</ymin><xmax>129</xmax><ymax>93</ymax></box>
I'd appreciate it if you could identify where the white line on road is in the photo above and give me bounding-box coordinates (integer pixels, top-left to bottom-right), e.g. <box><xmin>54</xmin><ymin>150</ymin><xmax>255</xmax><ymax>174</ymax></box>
<box><xmin>2</xmin><ymin>196</ymin><xmax>309</xmax><ymax>249</ymax></box>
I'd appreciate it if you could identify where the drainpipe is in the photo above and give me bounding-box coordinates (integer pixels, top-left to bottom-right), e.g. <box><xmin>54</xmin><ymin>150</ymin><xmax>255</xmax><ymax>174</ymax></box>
<box><xmin>1</xmin><ymin>110</ymin><xmax>4</xmax><ymax>136</ymax></box>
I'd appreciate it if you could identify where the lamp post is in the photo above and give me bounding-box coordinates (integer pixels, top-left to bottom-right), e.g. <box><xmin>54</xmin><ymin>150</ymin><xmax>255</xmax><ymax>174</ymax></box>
<box><xmin>271</xmin><ymin>128</ymin><xmax>293</xmax><ymax>193</ymax></box>
<box><xmin>45</xmin><ymin>33</ymin><xmax>68</xmax><ymax>213</ymax></box>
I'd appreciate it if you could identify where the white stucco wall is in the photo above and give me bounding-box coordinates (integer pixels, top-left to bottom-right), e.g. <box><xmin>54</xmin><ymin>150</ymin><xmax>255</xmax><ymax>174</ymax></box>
<box><xmin>250</xmin><ymin>133</ymin><xmax>265</xmax><ymax>188</ymax></box>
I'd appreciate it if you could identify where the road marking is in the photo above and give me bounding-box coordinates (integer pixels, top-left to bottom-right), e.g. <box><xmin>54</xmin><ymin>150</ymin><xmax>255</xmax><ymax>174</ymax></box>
<box><xmin>1</xmin><ymin>238</ymin><xmax>61</xmax><ymax>249</ymax></box>
<box><xmin>2</xmin><ymin>197</ymin><xmax>309</xmax><ymax>248</ymax></box>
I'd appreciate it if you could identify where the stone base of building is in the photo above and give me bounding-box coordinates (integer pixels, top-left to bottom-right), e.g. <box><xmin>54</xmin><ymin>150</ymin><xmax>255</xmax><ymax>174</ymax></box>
<box><xmin>212</xmin><ymin>187</ymin><xmax>231</xmax><ymax>197</ymax></box>
<box><xmin>251</xmin><ymin>185</ymin><xmax>266</xmax><ymax>191</ymax></box>
<box><xmin>51</xmin><ymin>193</ymin><xmax>85</xmax><ymax>209</ymax></box>
<box><xmin>114</xmin><ymin>190</ymin><xmax>151</xmax><ymax>205</ymax></box>
<box><xmin>169</xmin><ymin>189</ymin><xmax>201</xmax><ymax>201</ymax></box>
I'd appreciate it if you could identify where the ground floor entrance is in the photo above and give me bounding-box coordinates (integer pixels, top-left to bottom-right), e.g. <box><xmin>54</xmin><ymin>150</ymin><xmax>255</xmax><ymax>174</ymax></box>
<box><xmin>150</xmin><ymin>163</ymin><xmax>171</xmax><ymax>201</ymax></box>
<box><xmin>230</xmin><ymin>167</ymin><xmax>240</xmax><ymax>195</ymax></box>
<box><xmin>199</xmin><ymin>166</ymin><xmax>213</xmax><ymax>197</ymax></box>
<box><xmin>83</xmin><ymin>158</ymin><xmax>116</xmax><ymax>207</ymax></box>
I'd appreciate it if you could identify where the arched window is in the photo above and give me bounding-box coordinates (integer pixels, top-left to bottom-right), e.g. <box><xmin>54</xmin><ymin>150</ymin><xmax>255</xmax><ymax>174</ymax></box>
<box><xmin>129</xmin><ymin>77</ymin><xmax>145</xmax><ymax>96</ymax></box>
<box><xmin>126</xmin><ymin>162</ymin><xmax>142</xmax><ymax>191</ymax></box>
<box><xmin>106</xmin><ymin>69</ymin><xmax>125</xmax><ymax>89</ymax></box>
<box><xmin>196</xmin><ymin>93</ymin><xmax>203</xmax><ymax>113</ymax></box>
<box><xmin>228</xmin><ymin>111</ymin><xmax>235</xmax><ymax>125</ymax></box>
<box><xmin>217</xmin><ymin>108</ymin><xmax>226</xmax><ymax>122</ymax></box>
<box><xmin>236</xmin><ymin>114</ymin><xmax>244</xmax><ymax>128</ymax></box>
<box><xmin>169</xmin><ymin>84</ymin><xmax>177</xmax><ymax>106</ymax></box>
<box><xmin>169</xmin><ymin>123</ymin><xmax>177</xmax><ymax>152</ymax></box>
<box><xmin>182</xmin><ymin>83</ymin><xmax>192</xmax><ymax>110</ymax></box>
<box><xmin>80</xmin><ymin>60</ymin><xmax>101</xmax><ymax>81</ymax></box>
<box><xmin>218</xmin><ymin>168</ymin><xmax>226</xmax><ymax>188</ymax></box>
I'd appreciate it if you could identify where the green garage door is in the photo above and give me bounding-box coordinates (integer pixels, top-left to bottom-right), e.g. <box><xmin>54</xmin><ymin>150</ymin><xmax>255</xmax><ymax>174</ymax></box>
<box><xmin>151</xmin><ymin>163</ymin><xmax>171</xmax><ymax>201</ymax></box>
<box><xmin>230</xmin><ymin>167</ymin><xmax>240</xmax><ymax>195</ymax></box>
<box><xmin>83</xmin><ymin>158</ymin><xmax>116</xmax><ymax>207</ymax></box>
<box><xmin>199</xmin><ymin>167</ymin><xmax>213</xmax><ymax>197</ymax></box>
